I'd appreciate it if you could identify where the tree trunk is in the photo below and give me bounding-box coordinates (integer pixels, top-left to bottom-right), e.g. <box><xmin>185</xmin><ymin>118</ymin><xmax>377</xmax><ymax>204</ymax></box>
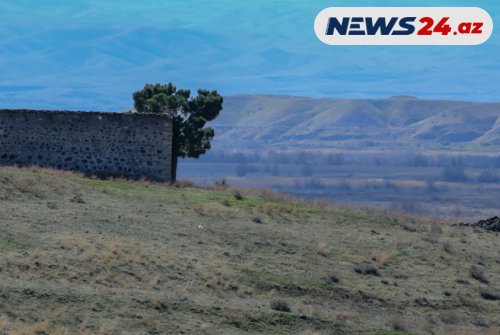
<box><xmin>171</xmin><ymin>152</ymin><xmax>178</xmax><ymax>183</ymax></box>
<box><xmin>170</xmin><ymin>121</ymin><xmax>179</xmax><ymax>183</ymax></box>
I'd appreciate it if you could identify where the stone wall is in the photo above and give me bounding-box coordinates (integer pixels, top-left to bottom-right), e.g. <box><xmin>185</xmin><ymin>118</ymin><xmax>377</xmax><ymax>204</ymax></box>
<box><xmin>0</xmin><ymin>109</ymin><xmax>172</xmax><ymax>181</ymax></box>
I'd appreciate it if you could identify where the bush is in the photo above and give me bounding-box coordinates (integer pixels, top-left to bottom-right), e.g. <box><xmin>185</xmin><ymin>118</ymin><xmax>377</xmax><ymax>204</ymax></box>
<box><xmin>480</xmin><ymin>289</ymin><xmax>500</xmax><ymax>301</ymax></box>
<box><xmin>439</xmin><ymin>311</ymin><xmax>460</xmax><ymax>324</ymax></box>
<box><xmin>233</xmin><ymin>190</ymin><xmax>244</xmax><ymax>201</ymax></box>
<box><xmin>172</xmin><ymin>180</ymin><xmax>194</xmax><ymax>188</ymax></box>
<box><xmin>392</xmin><ymin>317</ymin><xmax>408</xmax><ymax>331</ymax></box>
<box><xmin>442</xmin><ymin>242</ymin><xmax>454</xmax><ymax>253</ymax></box>
<box><xmin>326</xmin><ymin>273</ymin><xmax>340</xmax><ymax>284</ymax></box>
<box><xmin>270</xmin><ymin>300</ymin><xmax>291</xmax><ymax>312</ymax></box>
<box><xmin>470</xmin><ymin>266</ymin><xmax>489</xmax><ymax>284</ymax></box>
<box><xmin>354</xmin><ymin>264</ymin><xmax>380</xmax><ymax>276</ymax></box>
<box><xmin>314</xmin><ymin>242</ymin><xmax>328</xmax><ymax>257</ymax></box>
<box><xmin>370</xmin><ymin>250</ymin><xmax>397</xmax><ymax>268</ymax></box>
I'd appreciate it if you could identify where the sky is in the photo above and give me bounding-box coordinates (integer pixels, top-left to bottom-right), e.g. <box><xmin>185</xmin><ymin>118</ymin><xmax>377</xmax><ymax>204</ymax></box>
<box><xmin>0</xmin><ymin>0</ymin><xmax>498</xmax><ymax>111</ymax></box>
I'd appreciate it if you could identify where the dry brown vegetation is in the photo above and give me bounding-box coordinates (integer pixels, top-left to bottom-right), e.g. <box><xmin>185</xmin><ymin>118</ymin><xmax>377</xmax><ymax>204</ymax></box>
<box><xmin>0</xmin><ymin>166</ymin><xmax>499</xmax><ymax>334</ymax></box>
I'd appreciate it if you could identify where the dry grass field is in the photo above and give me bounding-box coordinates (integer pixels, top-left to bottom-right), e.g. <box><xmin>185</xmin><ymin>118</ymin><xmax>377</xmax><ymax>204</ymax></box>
<box><xmin>0</xmin><ymin>166</ymin><xmax>499</xmax><ymax>334</ymax></box>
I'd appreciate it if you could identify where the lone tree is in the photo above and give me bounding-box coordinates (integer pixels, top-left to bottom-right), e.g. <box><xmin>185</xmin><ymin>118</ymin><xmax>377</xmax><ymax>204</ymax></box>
<box><xmin>133</xmin><ymin>83</ymin><xmax>223</xmax><ymax>182</ymax></box>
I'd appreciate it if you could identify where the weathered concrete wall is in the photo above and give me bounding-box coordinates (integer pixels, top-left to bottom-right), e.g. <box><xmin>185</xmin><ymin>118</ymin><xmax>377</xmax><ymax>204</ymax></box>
<box><xmin>0</xmin><ymin>109</ymin><xmax>172</xmax><ymax>181</ymax></box>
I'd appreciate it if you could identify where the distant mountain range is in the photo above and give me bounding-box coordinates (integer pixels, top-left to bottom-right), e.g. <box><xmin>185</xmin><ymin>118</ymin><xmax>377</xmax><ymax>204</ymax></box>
<box><xmin>210</xmin><ymin>95</ymin><xmax>500</xmax><ymax>152</ymax></box>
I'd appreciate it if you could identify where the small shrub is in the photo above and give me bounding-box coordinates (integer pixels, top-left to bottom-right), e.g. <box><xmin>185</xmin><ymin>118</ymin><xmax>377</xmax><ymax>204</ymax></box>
<box><xmin>17</xmin><ymin>321</ymin><xmax>48</xmax><ymax>335</ymax></box>
<box><xmin>431</xmin><ymin>223</ymin><xmax>443</xmax><ymax>235</ymax></box>
<box><xmin>480</xmin><ymin>289</ymin><xmax>500</xmax><ymax>301</ymax></box>
<box><xmin>335</xmin><ymin>311</ymin><xmax>359</xmax><ymax>320</ymax></box>
<box><xmin>173</xmin><ymin>180</ymin><xmax>194</xmax><ymax>188</ymax></box>
<box><xmin>240</xmin><ymin>260</ymin><xmax>253</xmax><ymax>272</ymax></box>
<box><xmin>234</xmin><ymin>191</ymin><xmax>244</xmax><ymax>201</ymax></box>
<box><xmin>423</xmin><ymin>234</ymin><xmax>439</xmax><ymax>244</ymax></box>
<box><xmin>391</xmin><ymin>316</ymin><xmax>407</xmax><ymax>331</ymax></box>
<box><xmin>311</xmin><ymin>305</ymin><xmax>322</xmax><ymax>318</ymax></box>
<box><xmin>470</xmin><ymin>266</ymin><xmax>489</xmax><ymax>284</ymax></box>
<box><xmin>148</xmin><ymin>275</ymin><xmax>160</xmax><ymax>289</ymax></box>
<box><xmin>53</xmin><ymin>327</ymin><xmax>71</xmax><ymax>335</ymax></box>
<box><xmin>46</xmin><ymin>201</ymin><xmax>58</xmax><ymax>209</ymax></box>
<box><xmin>442</xmin><ymin>242</ymin><xmax>453</xmax><ymax>253</ymax></box>
<box><xmin>252</xmin><ymin>217</ymin><xmax>262</xmax><ymax>224</ymax></box>
<box><xmin>226</xmin><ymin>311</ymin><xmax>249</xmax><ymax>329</ymax></box>
<box><xmin>70</xmin><ymin>194</ymin><xmax>85</xmax><ymax>204</ymax></box>
<box><xmin>314</xmin><ymin>242</ymin><xmax>328</xmax><ymax>257</ymax></box>
<box><xmin>326</xmin><ymin>273</ymin><xmax>340</xmax><ymax>284</ymax></box>
<box><xmin>400</xmin><ymin>222</ymin><xmax>417</xmax><ymax>232</ymax></box>
<box><xmin>12</xmin><ymin>177</ymin><xmax>40</xmax><ymax>194</ymax></box>
<box><xmin>458</xmin><ymin>294</ymin><xmax>477</xmax><ymax>308</ymax></box>
<box><xmin>46</xmin><ymin>177</ymin><xmax>65</xmax><ymax>192</ymax></box>
<box><xmin>370</xmin><ymin>250</ymin><xmax>397</xmax><ymax>267</ymax></box>
<box><xmin>270</xmin><ymin>300</ymin><xmax>291</xmax><ymax>312</ymax></box>
<box><xmin>215</xmin><ymin>179</ymin><xmax>227</xmax><ymax>189</ymax></box>
<box><xmin>98</xmin><ymin>319</ymin><xmax>119</xmax><ymax>335</ymax></box>
<box><xmin>193</xmin><ymin>204</ymin><xmax>205</xmax><ymax>215</ymax></box>
<box><xmin>439</xmin><ymin>311</ymin><xmax>460</xmax><ymax>325</ymax></box>
<box><xmin>471</xmin><ymin>316</ymin><xmax>491</xmax><ymax>328</ymax></box>
<box><xmin>354</xmin><ymin>264</ymin><xmax>380</xmax><ymax>276</ymax></box>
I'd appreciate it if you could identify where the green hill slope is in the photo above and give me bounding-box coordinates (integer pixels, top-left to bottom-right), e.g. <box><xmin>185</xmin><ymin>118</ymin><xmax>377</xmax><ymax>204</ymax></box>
<box><xmin>0</xmin><ymin>167</ymin><xmax>499</xmax><ymax>334</ymax></box>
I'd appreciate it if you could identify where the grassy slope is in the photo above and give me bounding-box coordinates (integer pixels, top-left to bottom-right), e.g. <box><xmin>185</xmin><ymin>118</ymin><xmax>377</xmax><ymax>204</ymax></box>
<box><xmin>0</xmin><ymin>167</ymin><xmax>499</xmax><ymax>335</ymax></box>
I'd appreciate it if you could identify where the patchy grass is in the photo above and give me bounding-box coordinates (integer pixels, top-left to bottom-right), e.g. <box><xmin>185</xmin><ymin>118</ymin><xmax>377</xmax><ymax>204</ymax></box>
<box><xmin>0</xmin><ymin>166</ymin><xmax>499</xmax><ymax>334</ymax></box>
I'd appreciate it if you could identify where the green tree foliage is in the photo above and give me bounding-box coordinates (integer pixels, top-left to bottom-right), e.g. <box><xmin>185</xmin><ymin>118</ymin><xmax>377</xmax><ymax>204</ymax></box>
<box><xmin>133</xmin><ymin>83</ymin><xmax>223</xmax><ymax>182</ymax></box>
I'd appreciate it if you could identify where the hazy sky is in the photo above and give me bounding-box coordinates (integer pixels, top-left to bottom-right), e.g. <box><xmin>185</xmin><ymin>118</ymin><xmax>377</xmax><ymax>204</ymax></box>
<box><xmin>0</xmin><ymin>0</ymin><xmax>498</xmax><ymax>110</ymax></box>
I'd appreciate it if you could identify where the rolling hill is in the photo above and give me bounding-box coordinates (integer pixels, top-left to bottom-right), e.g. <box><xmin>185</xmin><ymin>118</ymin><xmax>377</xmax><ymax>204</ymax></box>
<box><xmin>0</xmin><ymin>166</ymin><xmax>499</xmax><ymax>334</ymax></box>
<box><xmin>211</xmin><ymin>95</ymin><xmax>500</xmax><ymax>152</ymax></box>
